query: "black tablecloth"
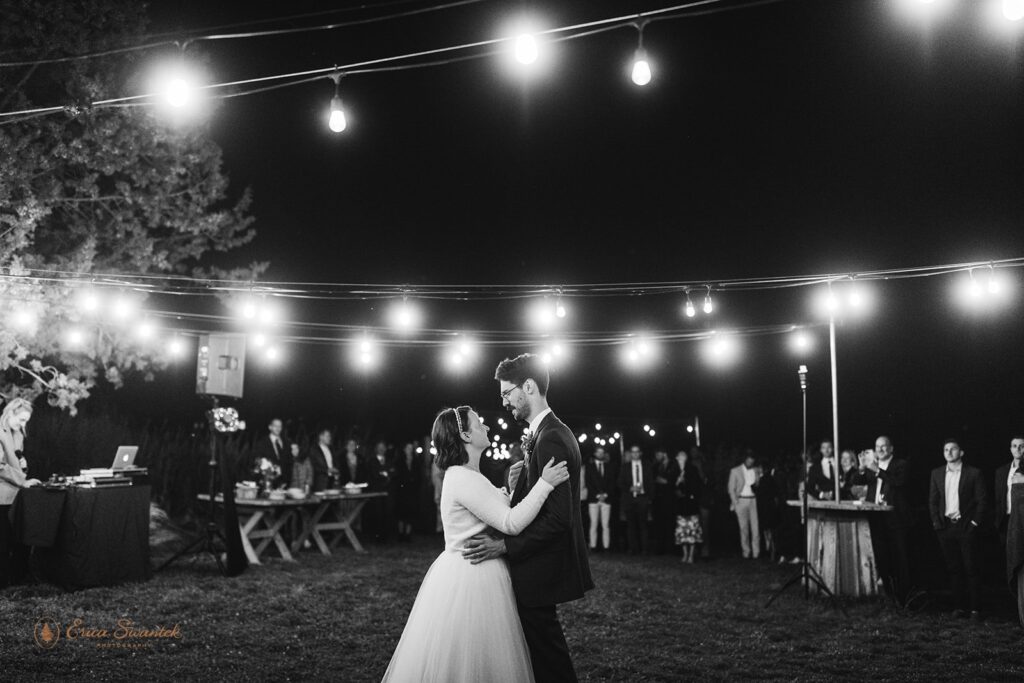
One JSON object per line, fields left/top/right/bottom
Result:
{"left": 10, "top": 486, "right": 152, "bottom": 590}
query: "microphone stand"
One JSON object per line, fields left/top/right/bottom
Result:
{"left": 765, "top": 365, "right": 845, "bottom": 614}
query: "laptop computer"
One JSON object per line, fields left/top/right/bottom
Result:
{"left": 111, "top": 446, "right": 139, "bottom": 470}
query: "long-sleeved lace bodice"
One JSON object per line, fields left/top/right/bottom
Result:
{"left": 440, "top": 465, "right": 554, "bottom": 552}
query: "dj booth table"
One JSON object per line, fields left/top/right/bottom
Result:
{"left": 10, "top": 485, "right": 152, "bottom": 590}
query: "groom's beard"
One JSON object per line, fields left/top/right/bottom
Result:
{"left": 508, "top": 405, "right": 529, "bottom": 424}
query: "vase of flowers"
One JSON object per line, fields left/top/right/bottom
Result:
{"left": 255, "top": 457, "right": 282, "bottom": 496}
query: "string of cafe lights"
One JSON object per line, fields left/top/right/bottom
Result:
{"left": 1, "top": 258, "right": 1020, "bottom": 371}
{"left": 2, "top": 257, "right": 1021, "bottom": 299}
{"left": 0, "top": 0, "right": 806, "bottom": 124}
{"left": 2, "top": 0, "right": 1022, "bottom": 127}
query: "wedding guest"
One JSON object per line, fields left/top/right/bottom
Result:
{"left": 339, "top": 438, "right": 367, "bottom": 486}
{"left": 309, "top": 429, "right": 338, "bottom": 493}
{"left": 618, "top": 445, "right": 653, "bottom": 555}
{"left": 249, "top": 418, "right": 292, "bottom": 487}
{"left": 584, "top": 446, "right": 615, "bottom": 551}
{"left": 674, "top": 450, "right": 703, "bottom": 564}
{"left": 755, "top": 458, "right": 782, "bottom": 562}
{"left": 652, "top": 450, "right": 678, "bottom": 554}
{"left": 928, "top": 438, "right": 988, "bottom": 619}
{"left": 837, "top": 449, "right": 859, "bottom": 500}
{"left": 728, "top": 452, "right": 761, "bottom": 559}
{"left": 366, "top": 440, "right": 396, "bottom": 543}
{"left": 393, "top": 442, "right": 422, "bottom": 542}
{"left": 0, "top": 398, "right": 41, "bottom": 588}
{"left": 290, "top": 443, "right": 314, "bottom": 493}
{"left": 869, "top": 435, "right": 914, "bottom": 603}
{"left": 845, "top": 449, "right": 879, "bottom": 500}
{"left": 807, "top": 439, "right": 837, "bottom": 500}
{"left": 995, "top": 436, "right": 1024, "bottom": 546}
{"left": 691, "top": 448, "right": 714, "bottom": 558}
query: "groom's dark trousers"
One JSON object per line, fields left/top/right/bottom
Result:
{"left": 506, "top": 412, "right": 594, "bottom": 683}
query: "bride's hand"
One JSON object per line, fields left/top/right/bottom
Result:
{"left": 541, "top": 459, "right": 569, "bottom": 486}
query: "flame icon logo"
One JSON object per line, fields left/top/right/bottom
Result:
{"left": 33, "top": 617, "right": 61, "bottom": 649}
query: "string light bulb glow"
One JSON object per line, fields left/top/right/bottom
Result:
{"left": 514, "top": 34, "right": 539, "bottom": 64}
{"left": 631, "top": 48, "right": 652, "bottom": 86}
{"left": 1005, "top": 0, "right": 1024, "bottom": 20}
{"left": 703, "top": 287, "right": 714, "bottom": 314}
{"left": 389, "top": 298, "right": 422, "bottom": 333}
{"left": 168, "top": 337, "right": 186, "bottom": 357}
{"left": 66, "top": 328, "right": 85, "bottom": 348}
{"left": 78, "top": 289, "right": 101, "bottom": 315}
{"left": 684, "top": 291, "right": 696, "bottom": 318}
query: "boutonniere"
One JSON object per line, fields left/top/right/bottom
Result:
{"left": 520, "top": 431, "right": 537, "bottom": 458}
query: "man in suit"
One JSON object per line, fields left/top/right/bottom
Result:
{"left": 869, "top": 435, "right": 914, "bottom": 603}
{"left": 584, "top": 446, "right": 616, "bottom": 551}
{"left": 995, "top": 436, "right": 1024, "bottom": 546}
{"left": 308, "top": 428, "right": 338, "bottom": 493}
{"left": 463, "top": 353, "right": 594, "bottom": 683}
{"left": 249, "top": 418, "right": 291, "bottom": 487}
{"left": 365, "top": 440, "right": 395, "bottom": 543}
{"left": 728, "top": 452, "right": 761, "bottom": 559}
{"left": 618, "top": 445, "right": 654, "bottom": 555}
{"left": 807, "top": 439, "right": 837, "bottom": 500}
{"left": 928, "top": 438, "right": 988, "bottom": 618}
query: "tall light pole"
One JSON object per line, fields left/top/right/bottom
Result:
{"left": 828, "top": 312, "right": 841, "bottom": 503}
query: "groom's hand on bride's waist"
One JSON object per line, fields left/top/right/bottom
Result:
{"left": 462, "top": 534, "right": 506, "bottom": 564}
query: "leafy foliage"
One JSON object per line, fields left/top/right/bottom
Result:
{"left": 0, "top": 0, "right": 261, "bottom": 411}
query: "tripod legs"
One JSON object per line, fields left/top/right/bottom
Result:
{"left": 765, "top": 558, "right": 846, "bottom": 615}
{"left": 155, "top": 522, "right": 227, "bottom": 575}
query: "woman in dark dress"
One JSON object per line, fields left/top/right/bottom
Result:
{"left": 393, "top": 442, "right": 422, "bottom": 541}
{"left": 755, "top": 458, "right": 782, "bottom": 562}
{"left": 673, "top": 450, "right": 704, "bottom": 564}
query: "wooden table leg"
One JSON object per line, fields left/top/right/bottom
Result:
{"left": 251, "top": 509, "right": 296, "bottom": 561}
{"left": 238, "top": 510, "right": 263, "bottom": 565}
{"left": 292, "top": 503, "right": 331, "bottom": 556}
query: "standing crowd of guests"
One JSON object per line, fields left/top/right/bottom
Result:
{"left": 240, "top": 417, "right": 437, "bottom": 543}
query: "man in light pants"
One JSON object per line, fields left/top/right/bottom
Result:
{"left": 584, "top": 446, "right": 615, "bottom": 551}
{"left": 728, "top": 453, "right": 761, "bottom": 559}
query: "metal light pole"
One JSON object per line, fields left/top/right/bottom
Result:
{"left": 829, "top": 313, "right": 841, "bottom": 503}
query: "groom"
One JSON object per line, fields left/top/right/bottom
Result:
{"left": 462, "top": 353, "right": 594, "bottom": 682}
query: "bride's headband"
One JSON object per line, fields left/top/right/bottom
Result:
{"left": 451, "top": 405, "right": 470, "bottom": 434}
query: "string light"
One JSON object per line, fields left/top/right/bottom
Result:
{"left": 389, "top": 296, "right": 422, "bottom": 333}
{"left": 167, "top": 336, "right": 186, "bottom": 357}
{"left": 136, "top": 319, "right": 156, "bottom": 341}
{"left": 703, "top": 286, "right": 713, "bottom": 314}
{"left": 555, "top": 297, "right": 567, "bottom": 319}
{"left": 1005, "top": 0, "right": 1024, "bottom": 21}
{"left": 514, "top": 34, "right": 539, "bottom": 64}
{"left": 65, "top": 328, "right": 85, "bottom": 348}
{"left": 684, "top": 290, "right": 696, "bottom": 318}
{"left": 327, "top": 72, "right": 347, "bottom": 133}
{"left": 630, "top": 21, "right": 652, "bottom": 86}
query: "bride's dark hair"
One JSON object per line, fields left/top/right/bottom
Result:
{"left": 431, "top": 406, "right": 471, "bottom": 470}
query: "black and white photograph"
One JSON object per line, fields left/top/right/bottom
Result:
{"left": 1, "top": 0, "right": 1024, "bottom": 680}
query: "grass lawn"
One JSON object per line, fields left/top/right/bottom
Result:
{"left": 2, "top": 537, "right": 1023, "bottom": 681}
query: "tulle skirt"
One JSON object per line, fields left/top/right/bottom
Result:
{"left": 382, "top": 551, "right": 534, "bottom": 682}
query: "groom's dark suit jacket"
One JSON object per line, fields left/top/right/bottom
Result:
{"left": 507, "top": 411, "right": 595, "bottom": 608}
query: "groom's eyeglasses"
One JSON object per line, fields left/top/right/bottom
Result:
{"left": 499, "top": 384, "right": 523, "bottom": 402}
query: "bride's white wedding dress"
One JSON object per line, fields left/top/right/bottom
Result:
{"left": 382, "top": 465, "right": 554, "bottom": 682}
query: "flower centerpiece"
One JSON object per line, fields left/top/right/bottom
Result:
{"left": 255, "top": 457, "right": 281, "bottom": 495}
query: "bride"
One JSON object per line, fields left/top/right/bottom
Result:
{"left": 382, "top": 405, "right": 568, "bottom": 682}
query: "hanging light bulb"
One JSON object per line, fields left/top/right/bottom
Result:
{"left": 703, "top": 286, "right": 714, "bottom": 314}
{"left": 327, "top": 73, "right": 347, "bottom": 133}
{"left": 631, "top": 48, "right": 652, "bottom": 86}
{"left": 514, "top": 34, "right": 539, "bottom": 64}
{"left": 684, "top": 291, "right": 696, "bottom": 318}
{"left": 1004, "top": 0, "right": 1024, "bottom": 20}
{"left": 555, "top": 298, "right": 567, "bottom": 319}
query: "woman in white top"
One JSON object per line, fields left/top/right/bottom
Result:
{"left": 0, "top": 398, "right": 41, "bottom": 588}
{"left": 382, "top": 406, "right": 568, "bottom": 682}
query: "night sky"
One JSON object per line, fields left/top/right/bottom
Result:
{"left": 130, "top": 0, "right": 1024, "bottom": 474}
